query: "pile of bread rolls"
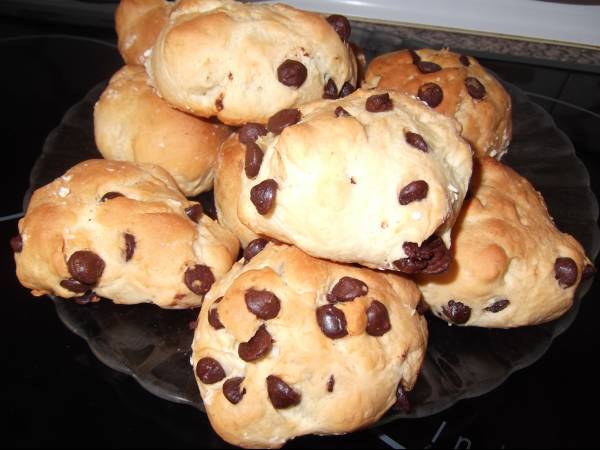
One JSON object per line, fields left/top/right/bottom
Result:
{"left": 10, "top": 0, "right": 595, "bottom": 448}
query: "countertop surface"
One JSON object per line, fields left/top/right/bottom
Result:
{"left": 2, "top": 8, "right": 600, "bottom": 449}
{"left": 0, "top": 0, "right": 599, "bottom": 67}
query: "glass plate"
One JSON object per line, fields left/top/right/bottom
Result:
{"left": 27, "top": 46, "right": 600, "bottom": 420}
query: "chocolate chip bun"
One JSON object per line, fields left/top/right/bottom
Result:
{"left": 94, "top": 65, "right": 233, "bottom": 196}
{"left": 214, "top": 133, "right": 261, "bottom": 248}
{"left": 417, "top": 157, "right": 594, "bottom": 327}
{"left": 365, "top": 49, "right": 512, "bottom": 159}
{"left": 236, "top": 88, "right": 473, "bottom": 273}
{"left": 12, "top": 160, "right": 239, "bottom": 308}
{"left": 191, "top": 243, "right": 428, "bottom": 448}
{"left": 146, "top": 0, "right": 357, "bottom": 126}
{"left": 115, "top": 0, "right": 171, "bottom": 66}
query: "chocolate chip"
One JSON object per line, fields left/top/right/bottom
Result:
{"left": 185, "top": 204, "right": 204, "bottom": 223}
{"left": 388, "top": 185, "right": 415, "bottom": 210}
{"left": 223, "top": 377, "right": 246, "bottom": 404}
{"left": 100, "top": 192, "right": 124, "bottom": 202}
{"left": 399, "top": 180, "right": 429, "bottom": 205}
{"left": 250, "top": 179, "right": 278, "bottom": 215}
{"left": 244, "top": 142, "right": 264, "bottom": 179}
{"left": 277, "top": 60, "right": 307, "bottom": 88}
{"left": 184, "top": 264, "right": 215, "bottom": 296}
{"left": 484, "top": 299, "right": 510, "bottom": 313}
{"left": 124, "top": 233, "right": 135, "bottom": 262}
{"left": 195, "top": 357, "right": 226, "bottom": 384}
{"left": 366, "top": 300, "right": 392, "bottom": 336}
{"left": 349, "top": 42, "right": 366, "bottom": 86}
{"left": 393, "top": 235, "right": 452, "bottom": 274}
{"left": 338, "top": 82, "right": 355, "bottom": 98}
{"left": 334, "top": 106, "right": 351, "bottom": 117}
{"left": 416, "top": 61, "right": 442, "bottom": 74}
{"left": 244, "top": 238, "right": 269, "bottom": 263}
{"left": 323, "top": 78, "right": 338, "bottom": 99}
{"left": 239, "top": 123, "right": 267, "bottom": 145}
{"left": 327, "top": 375, "right": 335, "bottom": 392}
{"left": 10, "top": 234, "right": 22, "bottom": 253}
{"left": 327, "top": 277, "right": 368, "bottom": 303}
{"left": 245, "top": 289, "right": 281, "bottom": 320}
{"left": 405, "top": 132, "right": 428, "bottom": 152}
{"left": 266, "top": 375, "right": 301, "bottom": 409}
{"left": 316, "top": 304, "right": 348, "bottom": 339}
{"left": 555, "top": 257, "right": 578, "bottom": 288}
{"left": 394, "top": 256, "right": 426, "bottom": 273}
{"left": 465, "top": 77, "right": 486, "bottom": 100}
{"left": 60, "top": 278, "right": 90, "bottom": 293}
{"left": 238, "top": 324, "right": 273, "bottom": 362}
{"left": 582, "top": 263, "right": 596, "bottom": 281}
{"left": 417, "top": 82, "right": 443, "bottom": 108}
{"left": 208, "top": 308, "right": 225, "bottom": 330}
{"left": 267, "top": 109, "right": 301, "bottom": 134}
{"left": 416, "top": 298, "right": 429, "bottom": 315}
{"left": 215, "top": 94, "right": 224, "bottom": 111}
{"left": 395, "top": 384, "right": 411, "bottom": 413}
{"left": 207, "top": 310, "right": 223, "bottom": 330}
{"left": 366, "top": 93, "right": 393, "bottom": 112}
{"left": 326, "top": 14, "right": 351, "bottom": 41}
{"left": 443, "top": 300, "right": 471, "bottom": 324}
{"left": 408, "top": 49, "right": 421, "bottom": 64}
{"left": 67, "top": 251, "right": 105, "bottom": 285}
{"left": 208, "top": 297, "right": 224, "bottom": 330}
{"left": 459, "top": 54, "right": 471, "bottom": 66}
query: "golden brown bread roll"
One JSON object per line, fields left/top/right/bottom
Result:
{"left": 366, "top": 48, "right": 512, "bottom": 159}
{"left": 12, "top": 160, "right": 239, "bottom": 308}
{"left": 94, "top": 65, "right": 233, "bottom": 196}
{"left": 235, "top": 89, "right": 473, "bottom": 273}
{"left": 417, "top": 157, "right": 593, "bottom": 327}
{"left": 146, "top": 0, "right": 357, "bottom": 125}
{"left": 115, "top": 0, "right": 172, "bottom": 66}
{"left": 192, "top": 243, "right": 428, "bottom": 448}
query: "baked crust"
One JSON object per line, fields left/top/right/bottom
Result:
{"left": 146, "top": 0, "right": 357, "bottom": 125}
{"left": 115, "top": 0, "right": 172, "bottom": 66}
{"left": 14, "top": 159, "right": 239, "bottom": 308}
{"left": 192, "top": 243, "right": 428, "bottom": 448}
{"left": 236, "top": 88, "right": 473, "bottom": 271}
{"left": 214, "top": 134, "right": 261, "bottom": 247}
{"left": 418, "top": 157, "right": 592, "bottom": 327}
{"left": 94, "top": 65, "right": 232, "bottom": 196}
{"left": 366, "top": 49, "right": 512, "bottom": 159}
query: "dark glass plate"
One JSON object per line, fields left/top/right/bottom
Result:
{"left": 28, "top": 61, "right": 600, "bottom": 421}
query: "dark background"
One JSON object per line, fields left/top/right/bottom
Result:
{"left": 1, "top": 4, "right": 600, "bottom": 449}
